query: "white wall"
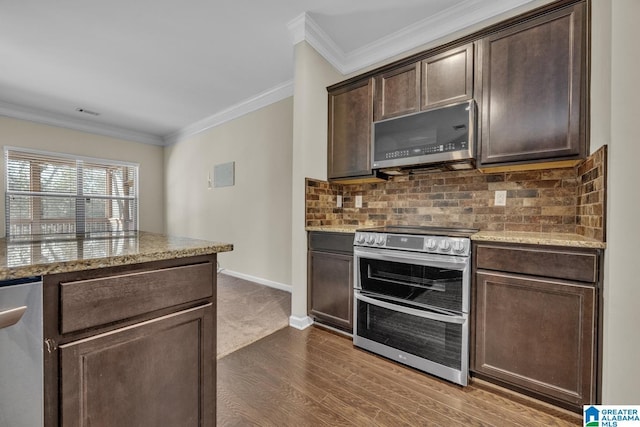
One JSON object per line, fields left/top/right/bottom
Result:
{"left": 600, "top": 0, "right": 640, "bottom": 404}
{"left": 289, "top": 41, "right": 342, "bottom": 323}
{"left": 0, "top": 117, "right": 165, "bottom": 235}
{"left": 164, "top": 97, "right": 293, "bottom": 287}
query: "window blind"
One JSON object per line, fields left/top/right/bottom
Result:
{"left": 5, "top": 147, "right": 139, "bottom": 239}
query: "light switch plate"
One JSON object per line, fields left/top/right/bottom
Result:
{"left": 355, "top": 195, "right": 363, "bottom": 208}
{"left": 336, "top": 195, "right": 342, "bottom": 208}
{"left": 494, "top": 190, "right": 507, "bottom": 206}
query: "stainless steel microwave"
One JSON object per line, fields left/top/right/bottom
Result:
{"left": 372, "top": 100, "right": 475, "bottom": 171}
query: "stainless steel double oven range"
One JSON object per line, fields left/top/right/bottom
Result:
{"left": 353, "top": 226, "right": 476, "bottom": 386}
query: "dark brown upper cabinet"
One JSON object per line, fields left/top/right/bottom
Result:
{"left": 478, "top": 3, "right": 587, "bottom": 170}
{"left": 328, "top": 78, "right": 377, "bottom": 181}
{"left": 421, "top": 43, "right": 474, "bottom": 110}
{"left": 373, "top": 62, "right": 421, "bottom": 121}
{"left": 373, "top": 43, "right": 473, "bottom": 121}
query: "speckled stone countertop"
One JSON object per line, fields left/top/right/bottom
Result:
{"left": 471, "top": 231, "right": 606, "bottom": 249}
{"left": 0, "top": 231, "right": 233, "bottom": 280}
{"left": 306, "top": 226, "right": 605, "bottom": 249}
{"left": 306, "top": 225, "right": 359, "bottom": 234}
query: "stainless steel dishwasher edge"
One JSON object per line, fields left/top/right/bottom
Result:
{"left": 0, "top": 276, "right": 44, "bottom": 427}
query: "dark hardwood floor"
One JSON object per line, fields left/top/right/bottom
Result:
{"left": 217, "top": 326, "right": 582, "bottom": 426}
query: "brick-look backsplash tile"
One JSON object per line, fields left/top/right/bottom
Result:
{"left": 575, "top": 145, "right": 607, "bottom": 241}
{"left": 306, "top": 146, "right": 606, "bottom": 241}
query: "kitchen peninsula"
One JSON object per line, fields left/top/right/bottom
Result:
{"left": 0, "top": 231, "right": 232, "bottom": 427}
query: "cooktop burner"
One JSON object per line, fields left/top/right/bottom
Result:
{"left": 356, "top": 225, "right": 478, "bottom": 238}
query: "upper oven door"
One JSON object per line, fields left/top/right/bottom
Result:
{"left": 354, "top": 246, "right": 470, "bottom": 314}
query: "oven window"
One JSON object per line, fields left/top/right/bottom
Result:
{"left": 357, "top": 298, "right": 462, "bottom": 370}
{"left": 358, "top": 258, "right": 463, "bottom": 312}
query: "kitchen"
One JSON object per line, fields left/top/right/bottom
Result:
{"left": 1, "top": 0, "right": 638, "bottom": 425}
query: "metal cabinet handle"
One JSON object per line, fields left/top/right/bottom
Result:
{"left": 0, "top": 306, "right": 27, "bottom": 329}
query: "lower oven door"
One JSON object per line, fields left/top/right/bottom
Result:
{"left": 354, "top": 292, "right": 468, "bottom": 386}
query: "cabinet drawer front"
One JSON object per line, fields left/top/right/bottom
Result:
{"left": 308, "top": 232, "right": 354, "bottom": 254}
{"left": 476, "top": 244, "right": 597, "bottom": 283}
{"left": 60, "top": 262, "right": 213, "bottom": 333}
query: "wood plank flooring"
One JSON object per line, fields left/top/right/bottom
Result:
{"left": 217, "top": 326, "right": 582, "bottom": 426}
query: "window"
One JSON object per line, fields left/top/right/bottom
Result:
{"left": 4, "top": 147, "right": 139, "bottom": 239}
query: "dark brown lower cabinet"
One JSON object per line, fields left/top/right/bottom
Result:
{"left": 308, "top": 232, "right": 354, "bottom": 332}
{"left": 60, "top": 305, "right": 213, "bottom": 427}
{"left": 472, "top": 243, "right": 602, "bottom": 413}
{"left": 44, "top": 255, "right": 216, "bottom": 427}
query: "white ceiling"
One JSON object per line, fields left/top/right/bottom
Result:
{"left": 0, "top": 0, "right": 543, "bottom": 145}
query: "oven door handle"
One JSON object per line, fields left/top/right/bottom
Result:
{"left": 356, "top": 293, "right": 466, "bottom": 324}
{"left": 354, "top": 246, "right": 468, "bottom": 269}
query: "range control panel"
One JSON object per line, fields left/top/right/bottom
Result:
{"left": 353, "top": 231, "right": 470, "bottom": 256}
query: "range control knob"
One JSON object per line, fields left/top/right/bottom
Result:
{"left": 426, "top": 239, "right": 437, "bottom": 251}
{"left": 375, "top": 235, "right": 386, "bottom": 246}
{"left": 452, "top": 241, "right": 466, "bottom": 254}
{"left": 355, "top": 233, "right": 365, "bottom": 244}
{"left": 366, "top": 234, "right": 376, "bottom": 245}
{"left": 438, "top": 240, "right": 451, "bottom": 252}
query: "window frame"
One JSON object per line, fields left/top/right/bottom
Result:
{"left": 4, "top": 146, "right": 140, "bottom": 239}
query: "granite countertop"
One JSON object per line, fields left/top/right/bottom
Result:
{"left": 305, "top": 226, "right": 606, "bottom": 249}
{"left": 470, "top": 230, "right": 606, "bottom": 249}
{"left": 0, "top": 231, "right": 233, "bottom": 280}
{"left": 306, "top": 225, "right": 359, "bottom": 234}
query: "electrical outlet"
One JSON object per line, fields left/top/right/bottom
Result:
{"left": 336, "top": 195, "right": 342, "bottom": 208}
{"left": 355, "top": 195, "right": 363, "bottom": 208}
{"left": 494, "top": 190, "right": 507, "bottom": 206}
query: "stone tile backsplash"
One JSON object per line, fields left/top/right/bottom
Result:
{"left": 576, "top": 145, "right": 607, "bottom": 241}
{"left": 306, "top": 146, "right": 607, "bottom": 240}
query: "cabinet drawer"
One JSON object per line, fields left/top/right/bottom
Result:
{"left": 60, "top": 262, "right": 213, "bottom": 334}
{"left": 475, "top": 244, "right": 597, "bottom": 283}
{"left": 308, "top": 232, "right": 354, "bottom": 254}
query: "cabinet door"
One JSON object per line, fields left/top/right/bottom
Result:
{"left": 374, "top": 62, "right": 421, "bottom": 121}
{"left": 59, "top": 304, "right": 214, "bottom": 427}
{"left": 473, "top": 271, "right": 596, "bottom": 408}
{"left": 328, "top": 79, "right": 374, "bottom": 180}
{"left": 479, "top": 3, "right": 586, "bottom": 167}
{"left": 421, "top": 43, "right": 473, "bottom": 110}
{"left": 308, "top": 251, "right": 353, "bottom": 331}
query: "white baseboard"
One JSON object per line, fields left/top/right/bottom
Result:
{"left": 289, "top": 315, "right": 314, "bottom": 330}
{"left": 219, "top": 269, "right": 292, "bottom": 293}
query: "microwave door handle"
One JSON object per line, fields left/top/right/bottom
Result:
{"left": 356, "top": 293, "right": 465, "bottom": 324}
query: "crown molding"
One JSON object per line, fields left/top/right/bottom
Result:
{"left": 288, "top": 0, "right": 541, "bottom": 75}
{"left": 286, "top": 13, "right": 348, "bottom": 74}
{"left": 0, "top": 100, "right": 164, "bottom": 146}
{"left": 164, "top": 79, "right": 294, "bottom": 145}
